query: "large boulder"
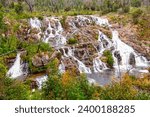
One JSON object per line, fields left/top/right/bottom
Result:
{"left": 32, "top": 52, "right": 50, "bottom": 67}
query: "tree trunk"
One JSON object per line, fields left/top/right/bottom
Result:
{"left": 24, "top": 0, "right": 34, "bottom": 12}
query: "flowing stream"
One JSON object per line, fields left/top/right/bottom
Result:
{"left": 36, "top": 75, "right": 48, "bottom": 90}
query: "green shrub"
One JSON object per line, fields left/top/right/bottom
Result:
{"left": 135, "top": 92, "right": 150, "bottom": 100}
{"left": 9, "top": 2, "right": 15, "bottom": 9}
{"left": 42, "top": 63, "right": 97, "bottom": 100}
{"left": 24, "top": 42, "right": 52, "bottom": 57}
{"left": 0, "top": 12, "right": 7, "bottom": 32}
{"left": 95, "top": 34, "right": 99, "bottom": 40}
{"left": 64, "top": 7, "right": 71, "bottom": 12}
{"left": 15, "top": 3, "right": 23, "bottom": 14}
{"left": 68, "top": 38, "right": 78, "bottom": 45}
{"left": 122, "top": 6, "right": 130, "bottom": 13}
{"left": 131, "top": 8, "right": 143, "bottom": 24}
{"left": 131, "top": 8, "right": 143, "bottom": 18}
{"left": 131, "top": 0, "right": 141, "bottom": 7}
{"left": 38, "top": 42, "right": 52, "bottom": 52}
{"left": 0, "top": 77, "right": 30, "bottom": 100}
{"left": 99, "top": 83, "right": 137, "bottom": 100}
{"left": 4, "top": 81, "right": 30, "bottom": 100}
{"left": 0, "top": 62, "right": 7, "bottom": 78}
{"left": 60, "top": 16, "right": 67, "bottom": 29}
{"left": 38, "top": 16, "right": 43, "bottom": 20}
{"left": 103, "top": 50, "right": 114, "bottom": 68}
{"left": 13, "top": 24, "right": 20, "bottom": 32}
{"left": 101, "top": 0, "right": 121, "bottom": 14}
{"left": 0, "top": 3, "right": 2, "bottom": 9}
{"left": 0, "top": 36, "right": 18, "bottom": 54}
{"left": 21, "top": 42, "right": 52, "bottom": 73}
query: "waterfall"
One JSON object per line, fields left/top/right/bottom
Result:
{"left": 98, "top": 31, "right": 112, "bottom": 53}
{"left": 7, "top": 53, "right": 24, "bottom": 78}
{"left": 29, "top": 15, "right": 149, "bottom": 75}
{"left": 112, "top": 30, "right": 148, "bottom": 71}
{"left": 30, "top": 17, "right": 66, "bottom": 47}
{"left": 30, "top": 18, "right": 41, "bottom": 29}
{"left": 92, "top": 31, "right": 110, "bottom": 73}
{"left": 72, "top": 56, "right": 92, "bottom": 74}
{"left": 68, "top": 15, "right": 110, "bottom": 29}
{"left": 43, "top": 22, "right": 54, "bottom": 43}
{"left": 58, "top": 61, "right": 66, "bottom": 73}
{"left": 93, "top": 57, "right": 107, "bottom": 73}
{"left": 61, "top": 47, "right": 92, "bottom": 74}
{"left": 36, "top": 75, "right": 48, "bottom": 89}
{"left": 42, "top": 17, "right": 66, "bottom": 46}
{"left": 68, "top": 47, "right": 92, "bottom": 74}
{"left": 91, "top": 16, "right": 111, "bottom": 27}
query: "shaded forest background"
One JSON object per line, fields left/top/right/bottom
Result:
{"left": 0, "top": 0, "right": 150, "bottom": 13}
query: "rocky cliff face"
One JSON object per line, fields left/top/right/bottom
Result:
{"left": 108, "top": 15, "right": 150, "bottom": 61}
{"left": 6, "top": 15, "right": 150, "bottom": 87}
{"left": 27, "top": 15, "right": 149, "bottom": 74}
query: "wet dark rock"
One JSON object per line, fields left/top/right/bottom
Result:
{"left": 114, "top": 51, "right": 122, "bottom": 64}
{"left": 129, "top": 53, "right": 136, "bottom": 66}
{"left": 102, "top": 40, "right": 109, "bottom": 48}
{"left": 110, "top": 46, "right": 115, "bottom": 51}
{"left": 30, "top": 81, "right": 38, "bottom": 90}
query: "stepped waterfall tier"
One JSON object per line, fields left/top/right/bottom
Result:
{"left": 7, "top": 53, "right": 23, "bottom": 78}
{"left": 7, "top": 15, "right": 150, "bottom": 88}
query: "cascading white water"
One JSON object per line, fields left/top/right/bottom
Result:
{"left": 30, "top": 18, "right": 42, "bottom": 40}
{"left": 93, "top": 57, "right": 108, "bottom": 73}
{"left": 58, "top": 60, "right": 66, "bottom": 73}
{"left": 90, "top": 16, "right": 149, "bottom": 73}
{"left": 5, "top": 15, "right": 149, "bottom": 91}
{"left": 72, "top": 56, "right": 92, "bottom": 73}
{"left": 30, "top": 17, "right": 66, "bottom": 47}
{"left": 42, "top": 17, "right": 66, "bottom": 46}
{"left": 30, "top": 18, "right": 42, "bottom": 29}
{"left": 112, "top": 30, "right": 148, "bottom": 71}
{"left": 61, "top": 47, "right": 92, "bottom": 74}
{"left": 36, "top": 75, "right": 48, "bottom": 89}
{"left": 92, "top": 31, "right": 112, "bottom": 73}
{"left": 91, "top": 16, "right": 111, "bottom": 27}
{"left": 98, "top": 31, "right": 112, "bottom": 53}
{"left": 69, "top": 15, "right": 111, "bottom": 29}
{"left": 29, "top": 15, "right": 149, "bottom": 75}
{"left": 7, "top": 53, "right": 24, "bottom": 78}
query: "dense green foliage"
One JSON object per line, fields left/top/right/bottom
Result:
{"left": 103, "top": 50, "right": 114, "bottom": 68}
{"left": 15, "top": 3, "right": 23, "bottom": 14}
{"left": 131, "top": 8, "right": 143, "bottom": 24}
{"left": 131, "top": 0, "right": 141, "bottom": 7}
{"left": 42, "top": 60, "right": 96, "bottom": 100}
{"left": 0, "top": 58, "right": 150, "bottom": 100}
{"left": 68, "top": 38, "right": 78, "bottom": 45}
{"left": 0, "top": 0, "right": 150, "bottom": 15}
{"left": 0, "top": 77, "right": 30, "bottom": 100}
{"left": 0, "top": 62, "right": 7, "bottom": 78}
{"left": 0, "top": 36, "right": 18, "bottom": 54}
{"left": 0, "top": 12, "right": 7, "bottom": 33}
